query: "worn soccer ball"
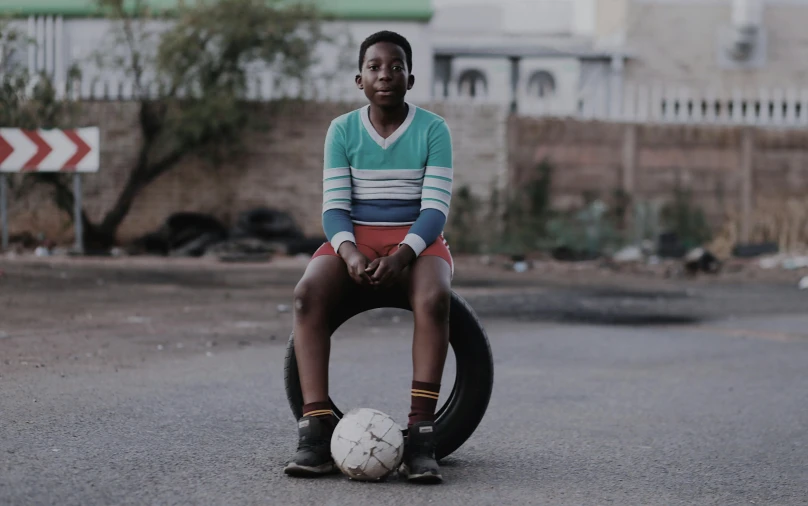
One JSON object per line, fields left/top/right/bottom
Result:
{"left": 330, "top": 408, "right": 405, "bottom": 481}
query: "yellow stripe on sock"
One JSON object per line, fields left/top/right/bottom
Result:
{"left": 412, "top": 389, "right": 440, "bottom": 398}
{"left": 411, "top": 392, "right": 440, "bottom": 400}
{"left": 304, "top": 409, "right": 333, "bottom": 416}
{"left": 304, "top": 409, "right": 334, "bottom": 417}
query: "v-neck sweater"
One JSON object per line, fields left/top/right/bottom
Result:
{"left": 322, "top": 103, "right": 454, "bottom": 257}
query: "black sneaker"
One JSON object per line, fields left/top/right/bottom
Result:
{"left": 283, "top": 416, "right": 338, "bottom": 477}
{"left": 400, "top": 421, "right": 443, "bottom": 484}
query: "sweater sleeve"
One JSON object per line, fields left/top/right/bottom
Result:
{"left": 321, "top": 121, "right": 355, "bottom": 253}
{"left": 400, "top": 120, "right": 453, "bottom": 257}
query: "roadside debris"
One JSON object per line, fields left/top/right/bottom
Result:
{"left": 783, "top": 256, "right": 808, "bottom": 270}
{"left": 732, "top": 242, "right": 779, "bottom": 258}
{"left": 612, "top": 246, "right": 643, "bottom": 263}
{"left": 130, "top": 212, "right": 228, "bottom": 257}
{"left": 606, "top": 240, "right": 722, "bottom": 277}
{"left": 683, "top": 248, "right": 721, "bottom": 275}
{"left": 513, "top": 261, "right": 529, "bottom": 273}
{"left": 127, "top": 207, "right": 324, "bottom": 260}
{"left": 758, "top": 254, "right": 808, "bottom": 270}
{"left": 799, "top": 277, "right": 808, "bottom": 290}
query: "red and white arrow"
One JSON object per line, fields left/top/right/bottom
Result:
{"left": 0, "top": 127, "right": 100, "bottom": 173}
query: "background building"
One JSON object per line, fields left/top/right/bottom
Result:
{"left": 3, "top": 0, "right": 808, "bottom": 125}
{"left": 0, "top": 0, "right": 436, "bottom": 103}
{"left": 433, "top": 0, "right": 808, "bottom": 125}
{"left": 429, "top": 0, "right": 621, "bottom": 116}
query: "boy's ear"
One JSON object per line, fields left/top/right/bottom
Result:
{"left": 407, "top": 74, "right": 415, "bottom": 90}
{"left": 355, "top": 74, "right": 363, "bottom": 90}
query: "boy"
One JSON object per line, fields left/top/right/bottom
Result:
{"left": 283, "top": 31, "right": 454, "bottom": 484}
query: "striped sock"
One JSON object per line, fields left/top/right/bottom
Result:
{"left": 409, "top": 381, "right": 441, "bottom": 427}
{"left": 302, "top": 401, "right": 337, "bottom": 430}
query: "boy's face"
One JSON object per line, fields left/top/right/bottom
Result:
{"left": 356, "top": 42, "right": 414, "bottom": 108}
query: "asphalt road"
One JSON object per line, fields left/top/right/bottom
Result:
{"left": 2, "top": 314, "right": 808, "bottom": 505}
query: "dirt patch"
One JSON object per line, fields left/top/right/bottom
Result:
{"left": 1, "top": 253, "right": 806, "bottom": 378}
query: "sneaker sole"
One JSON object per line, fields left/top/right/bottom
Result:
{"left": 283, "top": 461, "right": 338, "bottom": 477}
{"left": 400, "top": 464, "right": 443, "bottom": 484}
{"left": 407, "top": 472, "right": 443, "bottom": 484}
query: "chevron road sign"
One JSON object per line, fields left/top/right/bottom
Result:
{"left": 0, "top": 127, "right": 101, "bottom": 253}
{"left": 0, "top": 128, "right": 99, "bottom": 172}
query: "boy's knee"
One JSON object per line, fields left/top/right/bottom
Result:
{"left": 413, "top": 285, "right": 451, "bottom": 322}
{"left": 293, "top": 280, "right": 325, "bottom": 318}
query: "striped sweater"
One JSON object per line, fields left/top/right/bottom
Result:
{"left": 322, "top": 103, "right": 453, "bottom": 257}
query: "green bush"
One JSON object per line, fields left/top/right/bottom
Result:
{"left": 660, "top": 185, "right": 712, "bottom": 249}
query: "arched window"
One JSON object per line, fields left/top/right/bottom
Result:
{"left": 457, "top": 69, "right": 488, "bottom": 98}
{"left": 527, "top": 70, "right": 556, "bottom": 98}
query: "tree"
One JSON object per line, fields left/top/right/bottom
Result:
{"left": 2, "top": 0, "right": 325, "bottom": 249}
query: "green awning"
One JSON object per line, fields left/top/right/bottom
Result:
{"left": 0, "top": 0, "right": 433, "bottom": 21}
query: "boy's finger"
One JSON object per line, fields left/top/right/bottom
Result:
{"left": 371, "top": 265, "right": 387, "bottom": 281}
{"left": 350, "top": 267, "right": 365, "bottom": 284}
{"left": 365, "top": 258, "right": 381, "bottom": 272}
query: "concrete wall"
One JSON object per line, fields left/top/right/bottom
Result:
{"left": 8, "top": 100, "right": 808, "bottom": 249}
{"left": 508, "top": 115, "right": 808, "bottom": 243}
{"left": 4, "top": 100, "right": 508, "bottom": 244}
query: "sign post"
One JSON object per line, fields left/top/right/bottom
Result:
{"left": 0, "top": 127, "right": 100, "bottom": 253}
{"left": 73, "top": 173, "right": 83, "bottom": 254}
{"left": 0, "top": 174, "right": 7, "bottom": 250}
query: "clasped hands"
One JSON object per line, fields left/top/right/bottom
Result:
{"left": 338, "top": 242, "right": 415, "bottom": 288}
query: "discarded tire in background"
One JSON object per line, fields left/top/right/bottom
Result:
{"left": 130, "top": 212, "right": 228, "bottom": 257}
{"left": 234, "top": 208, "right": 303, "bottom": 240}
{"left": 129, "top": 207, "right": 323, "bottom": 258}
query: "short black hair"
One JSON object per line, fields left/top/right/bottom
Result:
{"left": 358, "top": 31, "right": 413, "bottom": 73}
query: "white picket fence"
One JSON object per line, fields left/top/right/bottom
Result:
{"left": 26, "top": 71, "right": 363, "bottom": 103}
{"left": 597, "top": 84, "right": 808, "bottom": 127}
{"left": 434, "top": 79, "right": 808, "bottom": 128}
{"left": 445, "top": 86, "right": 808, "bottom": 129}
{"left": 32, "top": 74, "right": 808, "bottom": 129}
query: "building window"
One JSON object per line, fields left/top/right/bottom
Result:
{"left": 457, "top": 69, "right": 488, "bottom": 98}
{"left": 527, "top": 70, "right": 556, "bottom": 98}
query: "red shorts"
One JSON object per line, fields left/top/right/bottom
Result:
{"left": 312, "top": 225, "right": 453, "bottom": 274}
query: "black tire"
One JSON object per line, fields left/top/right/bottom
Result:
{"left": 283, "top": 290, "right": 494, "bottom": 461}
{"left": 234, "top": 207, "right": 303, "bottom": 240}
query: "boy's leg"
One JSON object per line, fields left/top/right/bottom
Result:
{"left": 284, "top": 254, "right": 357, "bottom": 477}
{"left": 409, "top": 255, "right": 451, "bottom": 417}
{"left": 402, "top": 255, "right": 452, "bottom": 484}
{"left": 294, "top": 255, "right": 356, "bottom": 406}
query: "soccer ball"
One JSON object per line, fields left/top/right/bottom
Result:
{"left": 330, "top": 408, "right": 405, "bottom": 481}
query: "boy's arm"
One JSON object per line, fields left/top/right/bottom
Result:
{"left": 399, "top": 120, "right": 453, "bottom": 257}
{"left": 322, "top": 121, "right": 355, "bottom": 253}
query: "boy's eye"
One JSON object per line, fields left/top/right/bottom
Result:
{"left": 393, "top": 66, "right": 403, "bottom": 71}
